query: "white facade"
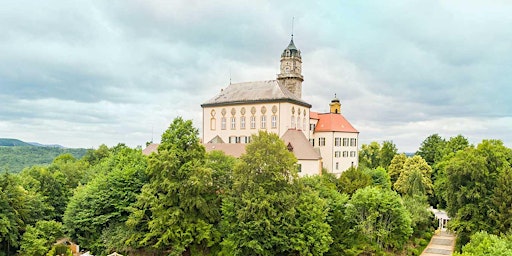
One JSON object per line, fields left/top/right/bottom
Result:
{"left": 200, "top": 38, "right": 359, "bottom": 176}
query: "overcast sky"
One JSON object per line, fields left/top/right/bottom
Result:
{"left": 1, "top": 0, "right": 511, "bottom": 152}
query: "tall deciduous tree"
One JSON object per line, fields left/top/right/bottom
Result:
{"left": 345, "top": 186, "right": 413, "bottom": 253}
{"left": 127, "top": 117, "right": 220, "bottom": 256}
{"left": 359, "top": 142, "right": 381, "bottom": 169}
{"left": 394, "top": 155, "right": 433, "bottom": 196}
{"left": 443, "top": 140, "right": 512, "bottom": 249}
{"left": 63, "top": 145, "right": 148, "bottom": 254}
{"left": 416, "top": 134, "right": 445, "bottom": 167}
{"left": 338, "top": 166, "right": 372, "bottom": 195}
{"left": 379, "top": 141, "right": 398, "bottom": 169}
{"left": 388, "top": 153, "right": 407, "bottom": 185}
{"left": 18, "top": 220, "right": 64, "bottom": 256}
{"left": 221, "top": 131, "right": 331, "bottom": 256}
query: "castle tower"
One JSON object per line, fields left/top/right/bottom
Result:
{"left": 330, "top": 95, "right": 341, "bottom": 114}
{"left": 277, "top": 36, "right": 304, "bottom": 98}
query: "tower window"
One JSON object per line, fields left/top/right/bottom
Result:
{"left": 240, "top": 116, "right": 246, "bottom": 129}
{"left": 343, "top": 138, "right": 349, "bottom": 146}
{"left": 261, "top": 115, "right": 267, "bottom": 129}
{"left": 343, "top": 151, "right": 349, "bottom": 157}
{"left": 221, "top": 117, "right": 226, "bottom": 130}
{"left": 271, "top": 115, "right": 277, "bottom": 128}
{"left": 335, "top": 151, "right": 341, "bottom": 158}
{"left": 231, "top": 117, "right": 236, "bottom": 129}
{"left": 319, "top": 138, "right": 325, "bottom": 146}
{"left": 250, "top": 116, "right": 256, "bottom": 129}
{"left": 309, "top": 139, "right": 315, "bottom": 147}
{"left": 210, "top": 118, "right": 216, "bottom": 130}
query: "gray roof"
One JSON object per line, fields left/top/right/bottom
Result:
{"left": 281, "top": 129, "right": 322, "bottom": 160}
{"left": 201, "top": 80, "right": 311, "bottom": 107}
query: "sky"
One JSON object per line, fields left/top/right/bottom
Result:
{"left": 1, "top": 0, "right": 511, "bottom": 152}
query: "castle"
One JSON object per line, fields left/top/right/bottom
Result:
{"left": 200, "top": 37, "right": 359, "bottom": 176}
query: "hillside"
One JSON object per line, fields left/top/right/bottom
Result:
{"left": 0, "top": 145, "right": 88, "bottom": 173}
{"left": 0, "top": 138, "right": 33, "bottom": 146}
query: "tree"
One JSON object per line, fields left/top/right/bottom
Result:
{"left": 456, "top": 232, "right": 512, "bottom": 256}
{"left": 394, "top": 155, "right": 433, "bottom": 196}
{"left": 338, "top": 166, "right": 372, "bottom": 195}
{"left": 490, "top": 165, "right": 512, "bottom": 234}
{"left": 19, "top": 220, "right": 64, "bottom": 256}
{"left": 63, "top": 146, "right": 148, "bottom": 254}
{"left": 301, "top": 174, "right": 350, "bottom": 255}
{"left": 221, "top": 131, "right": 331, "bottom": 255}
{"left": 416, "top": 134, "right": 445, "bottom": 167}
{"left": 387, "top": 153, "right": 407, "bottom": 185}
{"left": 365, "top": 166, "right": 392, "bottom": 190}
{"left": 443, "top": 140, "right": 512, "bottom": 249}
{"left": 205, "top": 150, "right": 237, "bottom": 196}
{"left": 344, "top": 186, "right": 413, "bottom": 253}
{"left": 379, "top": 141, "right": 398, "bottom": 169}
{"left": 127, "top": 117, "right": 220, "bottom": 255}
{"left": 0, "top": 173, "right": 47, "bottom": 255}
{"left": 359, "top": 142, "right": 381, "bottom": 169}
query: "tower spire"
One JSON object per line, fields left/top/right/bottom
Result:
{"left": 291, "top": 16, "right": 294, "bottom": 39}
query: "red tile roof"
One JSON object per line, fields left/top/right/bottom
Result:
{"left": 204, "top": 143, "right": 246, "bottom": 158}
{"left": 315, "top": 113, "right": 358, "bottom": 133}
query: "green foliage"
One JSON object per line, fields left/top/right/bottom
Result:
{"left": 0, "top": 172, "right": 47, "bottom": 254}
{"left": 380, "top": 141, "right": 398, "bottom": 169}
{"left": 359, "top": 141, "right": 398, "bottom": 169}
{"left": 0, "top": 138, "right": 33, "bottom": 146}
{"left": 301, "top": 175, "right": 350, "bottom": 255}
{"left": 128, "top": 117, "right": 220, "bottom": 255}
{"left": 64, "top": 145, "right": 148, "bottom": 254}
{"left": 205, "top": 150, "right": 237, "bottom": 195}
{"left": 0, "top": 146, "right": 87, "bottom": 173}
{"left": 388, "top": 153, "right": 407, "bottom": 185}
{"left": 442, "top": 140, "right": 512, "bottom": 249}
{"left": 221, "top": 131, "right": 331, "bottom": 256}
{"left": 19, "top": 220, "right": 64, "bottom": 256}
{"left": 338, "top": 166, "right": 372, "bottom": 195}
{"left": 402, "top": 195, "right": 434, "bottom": 236}
{"left": 455, "top": 232, "right": 512, "bottom": 256}
{"left": 359, "top": 142, "right": 381, "bottom": 169}
{"left": 46, "top": 244, "right": 73, "bottom": 256}
{"left": 344, "top": 186, "right": 413, "bottom": 253}
{"left": 416, "top": 134, "right": 446, "bottom": 167}
{"left": 490, "top": 165, "right": 512, "bottom": 234}
{"left": 394, "top": 155, "right": 433, "bottom": 196}
{"left": 365, "top": 166, "right": 392, "bottom": 190}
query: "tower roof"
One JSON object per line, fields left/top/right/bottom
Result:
{"left": 313, "top": 112, "right": 358, "bottom": 133}
{"left": 281, "top": 37, "right": 301, "bottom": 58}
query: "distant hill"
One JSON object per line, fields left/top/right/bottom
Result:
{"left": 0, "top": 138, "right": 33, "bottom": 147}
{"left": 0, "top": 138, "right": 88, "bottom": 173}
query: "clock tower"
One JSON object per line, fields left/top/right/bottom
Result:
{"left": 277, "top": 36, "right": 304, "bottom": 98}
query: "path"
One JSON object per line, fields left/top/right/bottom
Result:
{"left": 421, "top": 230, "right": 456, "bottom": 256}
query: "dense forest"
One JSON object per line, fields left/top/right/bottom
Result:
{"left": 0, "top": 142, "right": 87, "bottom": 173}
{"left": 1, "top": 118, "right": 511, "bottom": 256}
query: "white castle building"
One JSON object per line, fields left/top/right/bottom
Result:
{"left": 200, "top": 37, "right": 359, "bottom": 176}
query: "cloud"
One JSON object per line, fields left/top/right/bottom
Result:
{"left": 0, "top": 0, "right": 510, "bottom": 152}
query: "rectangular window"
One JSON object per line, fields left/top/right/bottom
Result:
{"left": 231, "top": 117, "right": 236, "bottom": 129}
{"left": 335, "top": 137, "right": 342, "bottom": 147}
{"left": 261, "top": 115, "right": 266, "bottom": 129}
{"left": 271, "top": 115, "right": 277, "bottom": 128}
{"left": 343, "top": 151, "right": 349, "bottom": 157}
{"left": 221, "top": 117, "right": 226, "bottom": 130}
{"left": 335, "top": 151, "right": 341, "bottom": 158}
{"left": 350, "top": 138, "right": 357, "bottom": 147}
{"left": 350, "top": 151, "right": 356, "bottom": 157}
{"left": 236, "top": 137, "right": 241, "bottom": 143}
{"left": 309, "top": 139, "right": 315, "bottom": 147}
{"left": 250, "top": 116, "right": 256, "bottom": 129}
{"left": 310, "top": 123, "right": 316, "bottom": 131}
{"left": 240, "top": 116, "right": 246, "bottom": 129}
{"left": 336, "top": 162, "right": 339, "bottom": 170}
{"left": 343, "top": 138, "right": 349, "bottom": 146}
{"left": 319, "top": 137, "right": 325, "bottom": 146}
